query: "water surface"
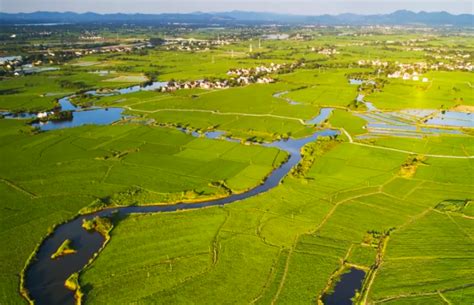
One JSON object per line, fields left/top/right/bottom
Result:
{"left": 24, "top": 129, "right": 339, "bottom": 305}
{"left": 322, "top": 268, "right": 366, "bottom": 305}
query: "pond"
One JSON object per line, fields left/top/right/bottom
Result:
{"left": 32, "top": 108, "right": 125, "bottom": 131}
{"left": 2, "top": 81, "right": 169, "bottom": 131}
{"left": 425, "top": 111, "right": 473, "bottom": 128}
{"left": 322, "top": 268, "right": 366, "bottom": 305}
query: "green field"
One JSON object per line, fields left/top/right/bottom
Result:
{"left": 0, "top": 25, "right": 473, "bottom": 305}
{"left": 366, "top": 71, "right": 474, "bottom": 110}
{"left": 0, "top": 120, "right": 287, "bottom": 304}
{"left": 79, "top": 142, "right": 474, "bottom": 304}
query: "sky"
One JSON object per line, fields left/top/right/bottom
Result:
{"left": 1, "top": 0, "right": 472, "bottom": 14}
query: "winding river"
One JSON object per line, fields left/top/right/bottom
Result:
{"left": 24, "top": 129, "right": 338, "bottom": 305}
{"left": 17, "top": 82, "right": 340, "bottom": 304}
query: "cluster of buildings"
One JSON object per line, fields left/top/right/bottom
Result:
{"left": 1, "top": 42, "right": 154, "bottom": 76}
{"left": 357, "top": 59, "right": 389, "bottom": 67}
{"left": 0, "top": 56, "right": 22, "bottom": 66}
{"left": 78, "top": 31, "right": 104, "bottom": 41}
{"left": 158, "top": 79, "right": 230, "bottom": 92}
{"left": 156, "top": 62, "right": 301, "bottom": 93}
{"left": 36, "top": 111, "right": 55, "bottom": 120}
{"left": 158, "top": 74, "right": 275, "bottom": 93}
{"left": 163, "top": 38, "right": 231, "bottom": 52}
{"left": 428, "top": 61, "right": 472, "bottom": 72}
{"left": 313, "top": 48, "right": 339, "bottom": 56}
{"left": 227, "top": 62, "right": 299, "bottom": 77}
{"left": 76, "top": 42, "right": 151, "bottom": 56}
{"left": 387, "top": 71, "right": 429, "bottom": 82}
{"left": 47, "top": 41, "right": 151, "bottom": 59}
{"left": 357, "top": 58, "right": 472, "bottom": 81}
{"left": 0, "top": 56, "right": 55, "bottom": 76}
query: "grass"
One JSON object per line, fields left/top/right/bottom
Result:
{"left": 65, "top": 273, "right": 84, "bottom": 303}
{"left": 369, "top": 210, "right": 474, "bottom": 302}
{"left": 366, "top": 71, "right": 474, "bottom": 110}
{"left": 78, "top": 140, "right": 473, "bottom": 304}
{"left": 0, "top": 70, "right": 145, "bottom": 112}
{"left": 278, "top": 69, "right": 361, "bottom": 107}
{"left": 82, "top": 217, "right": 113, "bottom": 236}
{"left": 0, "top": 31, "right": 473, "bottom": 305}
{"left": 372, "top": 135, "right": 474, "bottom": 157}
{"left": 328, "top": 109, "right": 367, "bottom": 137}
{"left": 74, "top": 82, "right": 320, "bottom": 141}
{"left": 51, "top": 239, "right": 76, "bottom": 259}
{"left": 0, "top": 120, "right": 285, "bottom": 304}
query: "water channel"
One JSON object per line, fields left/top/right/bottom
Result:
{"left": 16, "top": 82, "right": 343, "bottom": 304}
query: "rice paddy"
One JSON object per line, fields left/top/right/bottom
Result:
{"left": 0, "top": 26, "right": 473, "bottom": 305}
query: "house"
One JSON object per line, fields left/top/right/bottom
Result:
{"left": 37, "top": 112, "right": 48, "bottom": 119}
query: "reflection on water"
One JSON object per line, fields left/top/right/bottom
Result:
{"left": 306, "top": 108, "right": 333, "bottom": 125}
{"left": 32, "top": 108, "right": 125, "bottom": 131}
{"left": 24, "top": 128, "right": 339, "bottom": 305}
{"left": 322, "top": 268, "right": 366, "bottom": 305}
{"left": 425, "top": 111, "right": 473, "bottom": 128}
{"left": 2, "top": 81, "right": 169, "bottom": 131}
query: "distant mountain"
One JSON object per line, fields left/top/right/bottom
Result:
{"left": 0, "top": 10, "right": 472, "bottom": 26}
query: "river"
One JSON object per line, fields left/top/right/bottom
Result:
{"left": 20, "top": 84, "right": 339, "bottom": 304}
{"left": 24, "top": 128, "right": 338, "bottom": 304}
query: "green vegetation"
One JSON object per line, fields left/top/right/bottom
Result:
{"left": 0, "top": 71, "right": 146, "bottom": 112}
{"left": 65, "top": 273, "right": 84, "bottom": 304}
{"left": 79, "top": 143, "right": 473, "bottom": 304}
{"left": 328, "top": 109, "right": 368, "bottom": 137}
{"left": 0, "top": 25, "right": 473, "bottom": 305}
{"left": 291, "top": 137, "right": 339, "bottom": 179}
{"left": 373, "top": 135, "right": 474, "bottom": 156}
{"left": 398, "top": 154, "right": 426, "bottom": 178}
{"left": 279, "top": 69, "right": 361, "bottom": 107}
{"left": 51, "top": 239, "right": 76, "bottom": 259}
{"left": 367, "top": 71, "right": 474, "bottom": 110}
{"left": 82, "top": 217, "right": 113, "bottom": 237}
{"left": 0, "top": 121, "right": 284, "bottom": 304}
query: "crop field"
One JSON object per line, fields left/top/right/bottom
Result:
{"left": 372, "top": 136, "right": 474, "bottom": 156}
{"left": 0, "top": 25, "right": 473, "bottom": 305}
{"left": 0, "top": 71, "right": 148, "bottom": 112}
{"left": 366, "top": 71, "right": 474, "bottom": 110}
{"left": 278, "top": 69, "right": 363, "bottom": 107}
{"left": 79, "top": 142, "right": 474, "bottom": 305}
{"left": 0, "top": 120, "right": 286, "bottom": 304}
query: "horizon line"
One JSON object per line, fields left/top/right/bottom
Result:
{"left": 1, "top": 9, "right": 472, "bottom": 16}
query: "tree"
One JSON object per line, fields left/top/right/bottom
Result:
{"left": 150, "top": 37, "right": 166, "bottom": 46}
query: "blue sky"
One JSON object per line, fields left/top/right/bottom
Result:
{"left": 1, "top": 0, "right": 472, "bottom": 14}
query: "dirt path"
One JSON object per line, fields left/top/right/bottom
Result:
{"left": 126, "top": 107, "right": 308, "bottom": 125}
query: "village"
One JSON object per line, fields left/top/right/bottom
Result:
{"left": 157, "top": 62, "right": 302, "bottom": 92}
{"left": 357, "top": 57, "right": 472, "bottom": 82}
